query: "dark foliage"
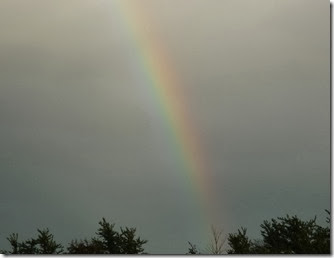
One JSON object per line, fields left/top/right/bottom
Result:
{"left": 187, "top": 242, "right": 200, "bottom": 254}
{"left": 1, "top": 212, "right": 329, "bottom": 254}
{"left": 2, "top": 218, "right": 147, "bottom": 255}
{"left": 227, "top": 211, "right": 330, "bottom": 254}
{"left": 2, "top": 229, "right": 63, "bottom": 254}
{"left": 227, "top": 227, "right": 252, "bottom": 254}
{"left": 67, "top": 218, "right": 147, "bottom": 254}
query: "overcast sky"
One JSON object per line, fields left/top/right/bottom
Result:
{"left": 0, "top": 0, "right": 330, "bottom": 254}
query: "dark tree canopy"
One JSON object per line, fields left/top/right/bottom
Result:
{"left": 67, "top": 218, "right": 147, "bottom": 254}
{"left": 2, "top": 229, "right": 63, "bottom": 254}
{"left": 2, "top": 218, "right": 147, "bottom": 255}
{"left": 1, "top": 212, "right": 329, "bottom": 254}
{"left": 227, "top": 212, "right": 330, "bottom": 254}
{"left": 227, "top": 227, "right": 252, "bottom": 254}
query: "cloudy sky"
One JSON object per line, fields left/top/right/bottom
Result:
{"left": 0, "top": 0, "right": 330, "bottom": 254}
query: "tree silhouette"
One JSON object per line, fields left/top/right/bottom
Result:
{"left": 2, "top": 229, "right": 63, "bottom": 254}
{"left": 67, "top": 218, "right": 147, "bottom": 254}
{"left": 1, "top": 212, "right": 329, "bottom": 254}
{"left": 227, "top": 227, "right": 252, "bottom": 254}
{"left": 186, "top": 241, "right": 200, "bottom": 254}
{"left": 227, "top": 211, "right": 330, "bottom": 254}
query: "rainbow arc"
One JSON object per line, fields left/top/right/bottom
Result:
{"left": 114, "top": 0, "right": 219, "bottom": 227}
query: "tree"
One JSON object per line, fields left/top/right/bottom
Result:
{"left": 260, "top": 214, "right": 330, "bottom": 254}
{"left": 67, "top": 238, "right": 104, "bottom": 254}
{"left": 186, "top": 226, "right": 227, "bottom": 254}
{"left": 227, "top": 212, "right": 330, "bottom": 254}
{"left": 67, "top": 218, "right": 147, "bottom": 254}
{"left": 206, "top": 225, "right": 226, "bottom": 254}
{"left": 187, "top": 242, "right": 200, "bottom": 254}
{"left": 227, "top": 227, "right": 252, "bottom": 254}
{"left": 2, "top": 229, "right": 63, "bottom": 254}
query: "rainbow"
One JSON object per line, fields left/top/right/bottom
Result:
{"left": 113, "top": 0, "right": 218, "bottom": 226}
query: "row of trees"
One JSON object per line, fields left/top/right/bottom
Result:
{"left": 1, "top": 211, "right": 330, "bottom": 254}
{"left": 188, "top": 210, "right": 330, "bottom": 254}
{"left": 1, "top": 218, "right": 147, "bottom": 254}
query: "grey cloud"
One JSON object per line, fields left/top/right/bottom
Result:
{"left": 0, "top": 0, "right": 329, "bottom": 253}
